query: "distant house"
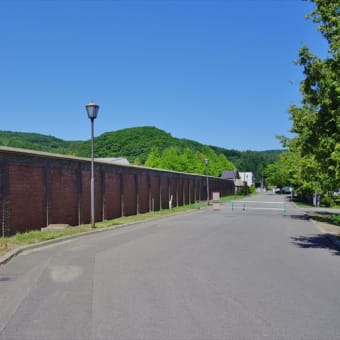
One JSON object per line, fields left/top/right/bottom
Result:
{"left": 222, "top": 170, "right": 255, "bottom": 194}
{"left": 238, "top": 172, "right": 255, "bottom": 187}
{"left": 221, "top": 170, "right": 239, "bottom": 181}
{"left": 221, "top": 170, "right": 242, "bottom": 194}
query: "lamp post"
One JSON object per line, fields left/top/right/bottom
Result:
{"left": 204, "top": 158, "right": 209, "bottom": 204}
{"left": 85, "top": 101, "right": 100, "bottom": 228}
{"left": 243, "top": 172, "right": 248, "bottom": 196}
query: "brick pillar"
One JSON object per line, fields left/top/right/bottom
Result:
{"left": 0, "top": 158, "right": 9, "bottom": 236}
{"left": 45, "top": 161, "right": 51, "bottom": 228}
{"left": 135, "top": 173, "right": 139, "bottom": 214}
{"left": 101, "top": 170, "right": 105, "bottom": 221}
{"left": 120, "top": 172, "right": 124, "bottom": 217}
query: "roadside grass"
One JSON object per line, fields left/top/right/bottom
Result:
{"left": 294, "top": 200, "right": 340, "bottom": 210}
{"left": 306, "top": 212, "right": 340, "bottom": 228}
{"left": 293, "top": 201, "right": 313, "bottom": 208}
{"left": 293, "top": 200, "right": 340, "bottom": 229}
{"left": 0, "top": 195, "right": 243, "bottom": 258}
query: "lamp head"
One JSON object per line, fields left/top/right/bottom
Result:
{"left": 86, "top": 101, "right": 100, "bottom": 120}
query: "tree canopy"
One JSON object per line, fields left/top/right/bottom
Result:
{"left": 145, "top": 146, "right": 235, "bottom": 176}
{"left": 266, "top": 0, "right": 340, "bottom": 197}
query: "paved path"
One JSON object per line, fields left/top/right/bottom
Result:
{"left": 1, "top": 192, "right": 340, "bottom": 339}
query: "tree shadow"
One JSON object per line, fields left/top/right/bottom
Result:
{"left": 0, "top": 277, "right": 11, "bottom": 282}
{"left": 290, "top": 214, "right": 311, "bottom": 221}
{"left": 291, "top": 234, "right": 340, "bottom": 256}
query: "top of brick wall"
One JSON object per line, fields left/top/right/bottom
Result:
{"left": 0, "top": 146, "right": 227, "bottom": 179}
{"left": 0, "top": 145, "right": 90, "bottom": 162}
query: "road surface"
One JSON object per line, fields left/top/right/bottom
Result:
{"left": 1, "top": 192, "right": 340, "bottom": 339}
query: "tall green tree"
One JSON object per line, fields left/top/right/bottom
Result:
{"left": 145, "top": 147, "right": 162, "bottom": 168}
{"left": 144, "top": 145, "right": 235, "bottom": 176}
{"left": 287, "top": 0, "right": 340, "bottom": 194}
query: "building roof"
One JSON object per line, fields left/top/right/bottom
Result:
{"left": 221, "top": 170, "right": 239, "bottom": 180}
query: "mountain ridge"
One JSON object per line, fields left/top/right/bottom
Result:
{"left": 0, "top": 126, "right": 283, "bottom": 178}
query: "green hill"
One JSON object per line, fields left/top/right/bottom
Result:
{"left": 0, "top": 131, "right": 82, "bottom": 155}
{"left": 0, "top": 127, "right": 283, "bottom": 178}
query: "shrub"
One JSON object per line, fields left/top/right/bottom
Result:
{"left": 322, "top": 195, "right": 334, "bottom": 207}
{"left": 332, "top": 214, "right": 340, "bottom": 226}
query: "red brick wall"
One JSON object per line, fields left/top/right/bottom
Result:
{"left": 94, "top": 170, "right": 103, "bottom": 222}
{"left": 0, "top": 165, "right": 3, "bottom": 235}
{"left": 168, "top": 177, "right": 178, "bottom": 207}
{"left": 103, "top": 172, "right": 121, "bottom": 220}
{"left": 122, "top": 173, "right": 137, "bottom": 217}
{"left": 182, "top": 179, "right": 189, "bottom": 205}
{"left": 50, "top": 167, "right": 78, "bottom": 226}
{"left": 8, "top": 164, "right": 46, "bottom": 233}
{"left": 149, "top": 175, "right": 160, "bottom": 211}
{"left": 137, "top": 174, "right": 149, "bottom": 214}
{"left": 177, "top": 178, "right": 183, "bottom": 206}
{"left": 160, "top": 176, "right": 169, "bottom": 209}
{"left": 80, "top": 169, "right": 91, "bottom": 225}
{"left": 0, "top": 148, "right": 234, "bottom": 236}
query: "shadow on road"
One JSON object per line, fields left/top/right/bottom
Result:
{"left": 0, "top": 277, "right": 11, "bottom": 282}
{"left": 291, "top": 234, "right": 340, "bottom": 256}
{"left": 289, "top": 214, "right": 311, "bottom": 221}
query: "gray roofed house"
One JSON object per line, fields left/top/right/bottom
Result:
{"left": 221, "top": 170, "right": 239, "bottom": 181}
{"left": 221, "top": 170, "right": 240, "bottom": 194}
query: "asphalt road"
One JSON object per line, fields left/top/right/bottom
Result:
{"left": 0, "top": 192, "right": 340, "bottom": 340}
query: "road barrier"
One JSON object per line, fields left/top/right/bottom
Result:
{"left": 231, "top": 200, "right": 286, "bottom": 214}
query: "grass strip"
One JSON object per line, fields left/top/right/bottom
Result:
{"left": 0, "top": 195, "right": 243, "bottom": 257}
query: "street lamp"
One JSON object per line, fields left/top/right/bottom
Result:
{"left": 85, "top": 101, "right": 100, "bottom": 228}
{"left": 204, "top": 158, "right": 209, "bottom": 204}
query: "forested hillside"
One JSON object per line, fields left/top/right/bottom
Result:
{"left": 0, "top": 127, "right": 283, "bottom": 179}
{"left": 0, "top": 131, "right": 82, "bottom": 155}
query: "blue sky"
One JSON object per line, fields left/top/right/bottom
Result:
{"left": 0, "top": 0, "right": 328, "bottom": 151}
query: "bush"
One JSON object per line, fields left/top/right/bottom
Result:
{"left": 249, "top": 185, "right": 256, "bottom": 194}
{"left": 332, "top": 214, "right": 340, "bottom": 226}
{"left": 237, "top": 186, "right": 251, "bottom": 195}
{"left": 322, "top": 195, "right": 334, "bottom": 207}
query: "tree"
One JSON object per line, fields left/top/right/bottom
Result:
{"left": 286, "top": 0, "right": 340, "bottom": 194}
{"left": 161, "top": 147, "right": 181, "bottom": 171}
{"left": 145, "top": 147, "right": 162, "bottom": 168}
{"left": 144, "top": 145, "right": 235, "bottom": 176}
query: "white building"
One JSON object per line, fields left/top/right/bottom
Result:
{"left": 238, "top": 172, "right": 255, "bottom": 187}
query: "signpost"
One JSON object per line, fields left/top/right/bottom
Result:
{"left": 212, "top": 192, "right": 220, "bottom": 211}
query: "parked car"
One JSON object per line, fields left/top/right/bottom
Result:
{"left": 274, "top": 187, "right": 292, "bottom": 194}
{"left": 281, "top": 186, "right": 292, "bottom": 194}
